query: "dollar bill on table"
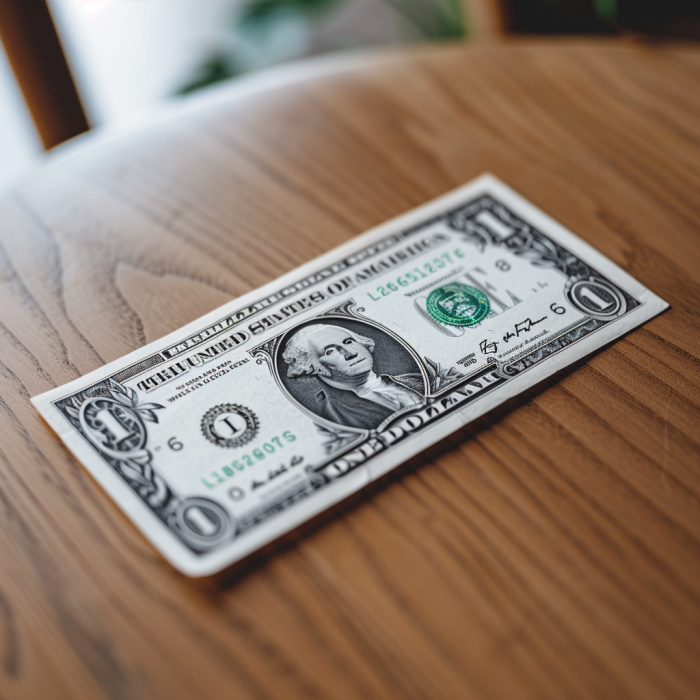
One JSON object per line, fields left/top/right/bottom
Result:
{"left": 32, "top": 175, "right": 668, "bottom": 576}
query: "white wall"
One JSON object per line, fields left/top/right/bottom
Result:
{"left": 46, "top": 0, "right": 403, "bottom": 127}
{"left": 47, "top": 0, "right": 235, "bottom": 125}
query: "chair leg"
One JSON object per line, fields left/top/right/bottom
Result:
{"left": 462, "top": 0, "right": 508, "bottom": 40}
{"left": 0, "top": 0, "right": 89, "bottom": 149}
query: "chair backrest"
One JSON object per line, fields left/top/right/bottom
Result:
{"left": 0, "top": 0, "right": 89, "bottom": 149}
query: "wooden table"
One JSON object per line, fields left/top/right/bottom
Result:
{"left": 0, "top": 37, "right": 699, "bottom": 700}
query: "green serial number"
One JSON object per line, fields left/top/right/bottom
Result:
{"left": 202, "top": 430, "right": 296, "bottom": 489}
{"left": 366, "top": 248, "right": 465, "bottom": 302}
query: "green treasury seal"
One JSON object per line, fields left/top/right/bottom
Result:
{"left": 426, "top": 283, "right": 490, "bottom": 327}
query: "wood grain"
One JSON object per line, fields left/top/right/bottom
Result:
{"left": 0, "top": 37, "right": 698, "bottom": 700}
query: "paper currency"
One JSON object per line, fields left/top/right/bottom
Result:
{"left": 32, "top": 175, "right": 668, "bottom": 576}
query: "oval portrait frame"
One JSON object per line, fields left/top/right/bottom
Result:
{"left": 272, "top": 314, "right": 429, "bottom": 434}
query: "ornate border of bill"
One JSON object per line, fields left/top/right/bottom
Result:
{"left": 32, "top": 175, "right": 668, "bottom": 576}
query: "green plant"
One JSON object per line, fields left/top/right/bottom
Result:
{"left": 178, "top": 0, "right": 466, "bottom": 95}
{"left": 592, "top": 0, "right": 618, "bottom": 23}
{"left": 239, "top": 0, "right": 344, "bottom": 33}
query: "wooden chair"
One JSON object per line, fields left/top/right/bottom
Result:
{"left": 1, "top": 0, "right": 695, "bottom": 151}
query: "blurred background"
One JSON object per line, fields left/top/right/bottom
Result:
{"left": 0, "top": 0, "right": 698, "bottom": 193}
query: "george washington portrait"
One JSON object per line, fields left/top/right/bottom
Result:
{"left": 277, "top": 319, "right": 426, "bottom": 430}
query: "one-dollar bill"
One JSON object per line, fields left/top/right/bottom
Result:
{"left": 32, "top": 175, "right": 668, "bottom": 576}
